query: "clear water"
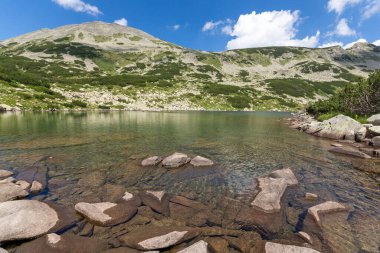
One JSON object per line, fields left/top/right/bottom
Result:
{"left": 0, "top": 111, "right": 379, "bottom": 219}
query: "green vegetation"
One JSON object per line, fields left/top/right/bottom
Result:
{"left": 307, "top": 70, "right": 380, "bottom": 117}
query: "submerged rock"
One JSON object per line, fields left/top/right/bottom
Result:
{"left": 0, "top": 170, "right": 13, "bottom": 179}
{"left": 305, "top": 193, "right": 318, "bottom": 201}
{"left": 141, "top": 156, "right": 162, "bottom": 167}
{"left": 15, "top": 180, "right": 30, "bottom": 190}
{"left": 190, "top": 156, "right": 214, "bottom": 167}
{"left": 265, "top": 242, "right": 320, "bottom": 253}
{"left": 140, "top": 190, "right": 170, "bottom": 216}
{"left": 314, "top": 115, "right": 362, "bottom": 140}
{"left": 119, "top": 226, "right": 199, "bottom": 251}
{"left": 178, "top": 240, "right": 208, "bottom": 253}
{"left": 307, "top": 201, "right": 348, "bottom": 227}
{"left": 367, "top": 114, "right": 380, "bottom": 126}
{"left": 0, "top": 182, "right": 29, "bottom": 202}
{"left": 0, "top": 200, "right": 59, "bottom": 242}
{"left": 297, "top": 231, "right": 313, "bottom": 244}
{"left": 30, "top": 180, "right": 43, "bottom": 194}
{"left": 251, "top": 177, "right": 288, "bottom": 213}
{"left": 162, "top": 152, "right": 190, "bottom": 168}
{"left": 329, "top": 147, "right": 372, "bottom": 159}
{"left": 269, "top": 168, "right": 298, "bottom": 186}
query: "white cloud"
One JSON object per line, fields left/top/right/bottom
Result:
{"left": 52, "top": 0, "right": 102, "bottom": 16}
{"left": 319, "top": 41, "right": 344, "bottom": 48}
{"left": 114, "top": 18, "right": 128, "bottom": 27}
{"left": 202, "top": 19, "right": 233, "bottom": 34}
{"left": 221, "top": 25, "right": 233, "bottom": 35}
{"left": 202, "top": 20, "right": 224, "bottom": 32}
{"left": 363, "top": 0, "right": 380, "bottom": 19}
{"left": 372, "top": 39, "right": 380, "bottom": 46}
{"left": 343, "top": 38, "right": 367, "bottom": 49}
{"left": 327, "top": 0, "right": 363, "bottom": 14}
{"left": 172, "top": 24, "right": 181, "bottom": 31}
{"left": 226, "top": 10, "right": 320, "bottom": 50}
{"left": 335, "top": 18, "right": 356, "bottom": 36}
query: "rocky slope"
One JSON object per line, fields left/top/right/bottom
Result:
{"left": 1, "top": 21, "right": 380, "bottom": 111}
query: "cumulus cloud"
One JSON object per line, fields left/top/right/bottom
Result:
{"left": 114, "top": 18, "right": 128, "bottom": 27}
{"left": 226, "top": 10, "right": 320, "bottom": 50}
{"left": 319, "top": 41, "right": 344, "bottom": 48}
{"left": 335, "top": 18, "right": 356, "bottom": 36}
{"left": 327, "top": 0, "right": 363, "bottom": 14}
{"left": 372, "top": 39, "right": 380, "bottom": 46}
{"left": 52, "top": 0, "right": 102, "bottom": 16}
{"left": 343, "top": 38, "right": 367, "bottom": 48}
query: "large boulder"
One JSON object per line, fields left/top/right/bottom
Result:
{"left": 314, "top": 115, "right": 362, "bottom": 140}
{"left": 190, "top": 156, "right": 214, "bottom": 167}
{"left": 178, "top": 240, "right": 208, "bottom": 253}
{"left": 329, "top": 147, "right": 371, "bottom": 159}
{"left": 0, "top": 182, "right": 29, "bottom": 202}
{"left": 13, "top": 233, "right": 108, "bottom": 253}
{"left": 0, "top": 170, "right": 13, "bottom": 179}
{"left": 0, "top": 200, "right": 59, "bottom": 242}
{"left": 141, "top": 156, "right": 162, "bottom": 167}
{"left": 265, "top": 242, "right": 320, "bottom": 253}
{"left": 119, "top": 226, "right": 200, "bottom": 251}
{"left": 162, "top": 153, "right": 190, "bottom": 168}
{"left": 269, "top": 168, "right": 298, "bottom": 186}
{"left": 367, "top": 114, "right": 380, "bottom": 126}
{"left": 140, "top": 190, "right": 170, "bottom": 216}
{"left": 251, "top": 177, "right": 288, "bottom": 213}
{"left": 75, "top": 201, "right": 137, "bottom": 226}
{"left": 368, "top": 126, "right": 380, "bottom": 136}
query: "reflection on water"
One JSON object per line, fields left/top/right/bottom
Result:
{"left": 0, "top": 111, "right": 379, "bottom": 218}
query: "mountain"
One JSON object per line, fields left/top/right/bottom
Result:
{"left": 1, "top": 21, "right": 380, "bottom": 111}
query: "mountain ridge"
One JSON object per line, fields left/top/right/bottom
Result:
{"left": 0, "top": 21, "right": 379, "bottom": 111}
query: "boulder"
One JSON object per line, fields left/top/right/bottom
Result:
{"left": 141, "top": 156, "right": 162, "bottom": 167}
{"left": 362, "top": 123, "right": 374, "bottom": 129}
{"left": 0, "top": 182, "right": 29, "bottom": 202}
{"left": 162, "top": 153, "right": 190, "bottom": 168}
{"left": 373, "top": 136, "right": 380, "bottom": 147}
{"left": 355, "top": 127, "right": 367, "bottom": 142}
{"left": 305, "top": 193, "right": 318, "bottom": 201}
{"left": 13, "top": 233, "right": 108, "bottom": 253}
{"left": 265, "top": 242, "right": 320, "bottom": 253}
{"left": 0, "top": 200, "right": 59, "bottom": 242}
{"left": 367, "top": 114, "right": 380, "bottom": 126}
{"left": 314, "top": 115, "right": 362, "bottom": 140}
{"left": 30, "top": 180, "right": 43, "bottom": 194}
{"left": 15, "top": 180, "right": 30, "bottom": 190}
{"left": 251, "top": 177, "right": 288, "bottom": 213}
{"left": 329, "top": 147, "right": 372, "bottom": 159}
{"left": 307, "top": 201, "right": 348, "bottom": 227}
{"left": 119, "top": 226, "right": 199, "bottom": 251}
{"left": 269, "top": 168, "right": 298, "bottom": 186}
{"left": 368, "top": 126, "right": 380, "bottom": 136}
{"left": 75, "top": 202, "right": 137, "bottom": 226}
{"left": 190, "top": 156, "right": 214, "bottom": 167}
{"left": 140, "top": 190, "right": 170, "bottom": 216}
{"left": 0, "top": 170, "right": 13, "bottom": 179}
{"left": 178, "top": 240, "right": 208, "bottom": 253}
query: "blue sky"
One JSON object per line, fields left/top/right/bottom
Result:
{"left": 0, "top": 0, "right": 379, "bottom": 51}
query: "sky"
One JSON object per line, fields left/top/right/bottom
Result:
{"left": 0, "top": 0, "right": 380, "bottom": 52}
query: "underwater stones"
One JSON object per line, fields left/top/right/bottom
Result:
{"left": 190, "top": 156, "right": 214, "bottom": 167}
{"left": 329, "top": 146, "right": 372, "bottom": 159}
{"left": 15, "top": 180, "right": 30, "bottom": 190}
{"left": 251, "top": 177, "right": 288, "bottom": 213}
{"left": 331, "top": 143, "right": 343, "bottom": 147}
{"left": 0, "top": 182, "right": 29, "bottom": 202}
{"left": 265, "top": 242, "right": 320, "bottom": 253}
{"left": 141, "top": 156, "right": 162, "bottom": 167}
{"left": 305, "top": 193, "right": 318, "bottom": 201}
{"left": 307, "top": 201, "right": 348, "bottom": 227}
{"left": 140, "top": 190, "right": 170, "bottom": 216}
{"left": 297, "top": 231, "right": 313, "bottom": 244}
{"left": 0, "top": 200, "right": 58, "bottom": 242}
{"left": 177, "top": 240, "right": 208, "bottom": 253}
{"left": 162, "top": 153, "right": 190, "bottom": 168}
{"left": 119, "top": 226, "right": 199, "bottom": 251}
{"left": 0, "top": 170, "right": 13, "bottom": 179}
{"left": 75, "top": 201, "right": 137, "bottom": 226}
{"left": 269, "top": 168, "right": 298, "bottom": 186}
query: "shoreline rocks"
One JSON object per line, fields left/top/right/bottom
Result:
{"left": 141, "top": 153, "right": 215, "bottom": 168}
{"left": 190, "top": 156, "right": 214, "bottom": 167}
{"left": 367, "top": 114, "right": 380, "bottom": 125}
{"left": 162, "top": 152, "right": 191, "bottom": 168}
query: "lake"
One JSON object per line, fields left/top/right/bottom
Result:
{"left": 0, "top": 111, "right": 379, "bottom": 252}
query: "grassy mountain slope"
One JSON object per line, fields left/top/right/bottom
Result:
{"left": 1, "top": 21, "right": 380, "bottom": 111}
